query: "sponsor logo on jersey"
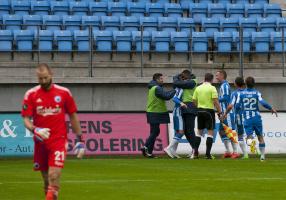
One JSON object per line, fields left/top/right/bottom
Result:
{"left": 54, "top": 96, "right": 61, "bottom": 103}
{"left": 36, "top": 105, "right": 62, "bottom": 116}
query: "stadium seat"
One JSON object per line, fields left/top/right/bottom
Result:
{"left": 70, "top": 1, "right": 89, "bottom": 16}
{"left": 233, "top": 31, "right": 251, "bottom": 53}
{"left": 23, "top": 15, "right": 42, "bottom": 31}
{"left": 54, "top": 30, "right": 73, "bottom": 52}
{"left": 38, "top": 30, "right": 53, "bottom": 51}
{"left": 132, "top": 31, "right": 151, "bottom": 52}
{"left": 252, "top": 32, "right": 270, "bottom": 53}
{"left": 11, "top": 0, "right": 30, "bottom": 16}
{"left": 239, "top": 17, "right": 257, "bottom": 33}
{"left": 192, "top": 32, "right": 208, "bottom": 52}
{"left": 152, "top": 31, "right": 170, "bottom": 52}
{"left": 236, "top": 0, "right": 250, "bottom": 3}
{"left": 140, "top": 17, "right": 158, "bottom": 32}
{"left": 252, "top": 0, "right": 268, "bottom": 3}
{"left": 264, "top": 4, "right": 282, "bottom": 18}
{"left": 189, "top": 3, "right": 208, "bottom": 23}
{"left": 202, "top": 18, "right": 220, "bottom": 38}
{"left": 108, "top": 2, "right": 127, "bottom": 17}
{"left": 50, "top": 1, "right": 69, "bottom": 16}
{"left": 214, "top": 32, "right": 232, "bottom": 53}
{"left": 43, "top": 15, "right": 62, "bottom": 31}
{"left": 146, "top": 3, "right": 164, "bottom": 17}
{"left": 245, "top": 3, "right": 263, "bottom": 18}
{"left": 180, "top": 0, "right": 193, "bottom": 11}
{"left": 226, "top": 3, "right": 244, "bottom": 18}
{"left": 63, "top": 15, "right": 82, "bottom": 31}
{"left": 82, "top": 16, "right": 100, "bottom": 31}
{"left": 0, "top": 1, "right": 10, "bottom": 15}
{"left": 208, "top": 3, "right": 226, "bottom": 18}
{"left": 31, "top": 1, "right": 50, "bottom": 15}
{"left": 14, "top": 30, "right": 34, "bottom": 51}
{"left": 0, "top": 30, "right": 13, "bottom": 51}
{"left": 93, "top": 30, "right": 113, "bottom": 52}
{"left": 158, "top": 17, "right": 177, "bottom": 33}
{"left": 127, "top": 2, "right": 145, "bottom": 17}
{"left": 271, "top": 32, "right": 286, "bottom": 52}
{"left": 171, "top": 31, "right": 189, "bottom": 52}
{"left": 3, "top": 14, "right": 22, "bottom": 30}
{"left": 177, "top": 17, "right": 195, "bottom": 35}
{"left": 101, "top": 16, "right": 120, "bottom": 31}
{"left": 217, "top": 0, "right": 232, "bottom": 4}
{"left": 156, "top": 0, "right": 170, "bottom": 5}
{"left": 113, "top": 30, "right": 132, "bottom": 52}
{"left": 89, "top": 2, "right": 108, "bottom": 16}
{"left": 74, "top": 30, "right": 90, "bottom": 51}
{"left": 277, "top": 17, "right": 286, "bottom": 33}
{"left": 120, "top": 16, "right": 139, "bottom": 31}
{"left": 165, "top": 3, "right": 183, "bottom": 18}
{"left": 257, "top": 17, "right": 276, "bottom": 33}
{"left": 220, "top": 17, "right": 239, "bottom": 33}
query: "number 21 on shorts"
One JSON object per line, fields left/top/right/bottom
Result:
{"left": 55, "top": 151, "right": 65, "bottom": 161}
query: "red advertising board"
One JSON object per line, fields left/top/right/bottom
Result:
{"left": 66, "top": 113, "right": 169, "bottom": 155}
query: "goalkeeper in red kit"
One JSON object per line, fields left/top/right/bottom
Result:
{"left": 21, "top": 63, "right": 85, "bottom": 200}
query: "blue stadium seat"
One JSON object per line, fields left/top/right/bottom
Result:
{"left": 220, "top": 17, "right": 239, "bottom": 33}
{"left": 113, "top": 30, "right": 132, "bottom": 52}
{"left": 257, "top": 17, "right": 276, "bottom": 33}
{"left": 23, "top": 15, "right": 42, "bottom": 31}
{"left": 171, "top": 31, "right": 189, "bottom": 52}
{"left": 127, "top": 2, "right": 145, "bottom": 17}
{"left": 189, "top": 3, "right": 208, "bottom": 23}
{"left": 11, "top": 0, "right": 30, "bottom": 16}
{"left": 93, "top": 30, "right": 113, "bottom": 51}
{"left": 54, "top": 30, "right": 73, "bottom": 52}
{"left": 152, "top": 31, "right": 170, "bottom": 52}
{"left": 177, "top": 17, "right": 195, "bottom": 35}
{"left": 50, "top": 1, "right": 69, "bottom": 16}
{"left": 14, "top": 30, "right": 34, "bottom": 51}
{"left": 277, "top": 17, "right": 286, "bottom": 33}
{"left": 132, "top": 31, "right": 151, "bottom": 52}
{"left": 63, "top": 15, "right": 82, "bottom": 31}
{"left": 3, "top": 14, "right": 22, "bottom": 30}
{"left": 108, "top": 2, "right": 127, "bottom": 17}
{"left": 217, "top": 0, "right": 232, "bottom": 4}
{"left": 239, "top": 17, "right": 257, "bottom": 33}
{"left": 0, "top": 30, "right": 13, "bottom": 51}
{"left": 156, "top": 0, "right": 170, "bottom": 5}
{"left": 31, "top": 1, "right": 50, "bottom": 15}
{"left": 252, "top": 32, "right": 270, "bottom": 53}
{"left": 140, "top": 17, "right": 158, "bottom": 32}
{"left": 146, "top": 3, "right": 164, "bottom": 17}
{"left": 208, "top": 3, "right": 226, "bottom": 18}
{"left": 202, "top": 18, "right": 220, "bottom": 38}
{"left": 271, "top": 32, "right": 286, "bottom": 52}
{"left": 214, "top": 32, "right": 232, "bottom": 53}
{"left": 236, "top": 0, "right": 250, "bottom": 3}
{"left": 74, "top": 30, "right": 90, "bottom": 51}
{"left": 264, "top": 4, "right": 281, "bottom": 18}
{"left": 192, "top": 32, "right": 208, "bottom": 52}
{"left": 38, "top": 30, "right": 53, "bottom": 51}
{"left": 180, "top": 0, "right": 194, "bottom": 11}
{"left": 226, "top": 3, "right": 244, "bottom": 18}
{"left": 158, "top": 17, "right": 177, "bottom": 33}
{"left": 0, "top": 1, "right": 10, "bottom": 15}
{"left": 101, "top": 16, "right": 120, "bottom": 31}
{"left": 89, "top": 2, "right": 108, "bottom": 16}
{"left": 233, "top": 31, "right": 251, "bottom": 53}
{"left": 120, "top": 16, "right": 139, "bottom": 31}
{"left": 43, "top": 15, "right": 62, "bottom": 31}
{"left": 245, "top": 3, "right": 263, "bottom": 18}
{"left": 165, "top": 3, "right": 183, "bottom": 18}
{"left": 252, "top": 0, "right": 268, "bottom": 3}
{"left": 70, "top": 1, "right": 89, "bottom": 16}
{"left": 82, "top": 16, "right": 100, "bottom": 31}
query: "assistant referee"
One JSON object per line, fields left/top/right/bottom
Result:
{"left": 192, "top": 73, "right": 223, "bottom": 159}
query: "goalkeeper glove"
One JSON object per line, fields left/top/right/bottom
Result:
{"left": 33, "top": 127, "right": 50, "bottom": 142}
{"left": 73, "top": 135, "right": 85, "bottom": 159}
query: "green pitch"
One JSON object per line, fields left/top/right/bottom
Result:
{"left": 1, "top": 156, "right": 286, "bottom": 200}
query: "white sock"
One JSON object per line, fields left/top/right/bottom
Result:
{"left": 231, "top": 141, "right": 238, "bottom": 153}
{"left": 239, "top": 140, "right": 248, "bottom": 156}
{"left": 168, "top": 139, "right": 179, "bottom": 150}
{"left": 173, "top": 141, "right": 179, "bottom": 152}
{"left": 259, "top": 145, "right": 265, "bottom": 158}
{"left": 223, "top": 140, "right": 231, "bottom": 153}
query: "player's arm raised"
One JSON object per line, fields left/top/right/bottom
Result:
{"left": 69, "top": 112, "right": 85, "bottom": 158}
{"left": 258, "top": 92, "right": 278, "bottom": 117}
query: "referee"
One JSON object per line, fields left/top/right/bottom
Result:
{"left": 192, "top": 73, "right": 223, "bottom": 159}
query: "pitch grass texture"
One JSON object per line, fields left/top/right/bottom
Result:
{"left": 0, "top": 156, "right": 286, "bottom": 200}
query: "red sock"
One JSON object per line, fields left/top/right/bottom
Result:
{"left": 46, "top": 185, "right": 59, "bottom": 200}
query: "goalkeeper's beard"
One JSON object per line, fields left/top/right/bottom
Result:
{"left": 40, "top": 79, "right": 52, "bottom": 90}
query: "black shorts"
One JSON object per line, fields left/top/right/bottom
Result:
{"left": 197, "top": 108, "right": 215, "bottom": 130}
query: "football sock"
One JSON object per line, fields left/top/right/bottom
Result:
{"left": 238, "top": 137, "right": 248, "bottom": 156}
{"left": 46, "top": 185, "right": 59, "bottom": 200}
{"left": 231, "top": 141, "right": 238, "bottom": 153}
{"left": 194, "top": 135, "right": 201, "bottom": 154}
{"left": 206, "top": 135, "right": 213, "bottom": 156}
{"left": 168, "top": 133, "right": 183, "bottom": 150}
{"left": 223, "top": 137, "right": 231, "bottom": 153}
{"left": 259, "top": 143, "right": 266, "bottom": 157}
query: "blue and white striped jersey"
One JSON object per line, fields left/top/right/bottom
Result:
{"left": 219, "top": 80, "right": 232, "bottom": 113}
{"left": 172, "top": 88, "right": 184, "bottom": 108}
{"left": 230, "top": 88, "right": 244, "bottom": 115}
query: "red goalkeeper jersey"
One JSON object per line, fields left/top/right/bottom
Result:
{"left": 21, "top": 84, "right": 77, "bottom": 142}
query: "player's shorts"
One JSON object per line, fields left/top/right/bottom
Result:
{"left": 235, "top": 113, "right": 244, "bottom": 136}
{"left": 219, "top": 112, "right": 235, "bottom": 131}
{"left": 244, "top": 119, "right": 263, "bottom": 137}
{"left": 173, "top": 106, "right": 183, "bottom": 131}
{"left": 197, "top": 108, "right": 215, "bottom": 130}
{"left": 33, "top": 138, "right": 68, "bottom": 171}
